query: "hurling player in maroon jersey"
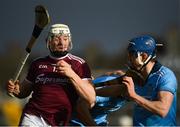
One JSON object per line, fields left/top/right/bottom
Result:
{"left": 6, "top": 24, "right": 96, "bottom": 126}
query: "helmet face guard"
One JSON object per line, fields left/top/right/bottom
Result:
{"left": 127, "top": 35, "right": 161, "bottom": 71}
{"left": 46, "top": 24, "right": 72, "bottom": 51}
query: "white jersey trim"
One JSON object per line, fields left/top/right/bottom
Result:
{"left": 68, "top": 54, "right": 85, "bottom": 64}
{"left": 82, "top": 78, "right": 92, "bottom": 81}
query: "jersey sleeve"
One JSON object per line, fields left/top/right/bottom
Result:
{"left": 157, "top": 68, "right": 177, "bottom": 95}
{"left": 75, "top": 62, "right": 92, "bottom": 80}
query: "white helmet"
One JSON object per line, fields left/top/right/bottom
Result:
{"left": 46, "top": 24, "right": 72, "bottom": 51}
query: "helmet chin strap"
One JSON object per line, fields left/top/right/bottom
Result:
{"left": 48, "top": 43, "right": 69, "bottom": 58}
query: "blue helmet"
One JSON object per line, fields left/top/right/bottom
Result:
{"left": 127, "top": 35, "right": 157, "bottom": 57}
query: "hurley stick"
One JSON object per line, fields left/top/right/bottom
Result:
{"left": 8, "top": 5, "right": 50, "bottom": 97}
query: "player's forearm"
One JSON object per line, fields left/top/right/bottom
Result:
{"left": 69, "top": 72, "right": 96, "bottom": 107}
{"left": 132, "top": 94, "right": 170, "bottom": 117}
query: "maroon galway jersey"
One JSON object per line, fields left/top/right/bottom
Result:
{"left": 23, "top": 53, "right": 92, "bottom": 126}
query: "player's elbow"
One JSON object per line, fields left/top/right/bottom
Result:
{"left": 159, "top": 110, "right": 169, "bottom": 118}
{"left": 87, "top": 93, "right": 96, "bottom": 108}
{"left": 87, "top": 101, "right": 95, "bottom": 109}
{"left": 89, "top": 99, "right": 96, "bottom": 108}
{"left": 158, "top": 107, "right": 169, "bottom": 118}
{"left": 86, "top": 86, "right": 96, "bottom": 108}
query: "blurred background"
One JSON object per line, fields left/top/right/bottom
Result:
{"left": 0, "top": 0, "right": 179, "bottom": 126}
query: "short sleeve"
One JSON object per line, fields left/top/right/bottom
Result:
{"left": 157, "top": 68, "right": 177, "bottom": 95}
{"left": 76, "top": 62, "right": 92, "bottom": 80}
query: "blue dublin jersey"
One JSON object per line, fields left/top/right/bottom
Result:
{"left": 133, "top": 62, "right": 177, "bottom": 126}
{"left": 70, "top": 75, "right": 126, "bottom": 126}
{"left": 91, "top": 96, "right": 126, "bottom": 125}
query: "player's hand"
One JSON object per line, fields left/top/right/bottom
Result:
{"left": 122, "top": 76, "right": 136, "bottom": 99}
{"left": 56, "top": 60, "right": 74, "bottom": 77}
{"left": 6, "top": 79, "right": 20, "bottom": 95}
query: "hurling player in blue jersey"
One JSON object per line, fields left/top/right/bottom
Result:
{"left": 71, "top": 35, "right": 178, "bottom": 126}
{"left": 102, "top": 35, "right": 177, "bottom": 126}
{"left": 127, "top": 35, "right": 177, "bottom": 126}
{"left": 70, "top": 75, "right": 126, "bottom": 126}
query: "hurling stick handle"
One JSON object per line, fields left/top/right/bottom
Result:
{"left": 8, "top": 24, "right": 43, "bottom": 97}
{"left": 7, "top": 27, "right": 38, "bottom": 97}
{"left": 13, "top": 52, "right": 30, "bottom": 82}
{"left": 8, "top": 5, "right": 50, "bottom": 97}
{"left": 7, "top": 25, "right": 42, "bottom": 97}
{"left": 8, "top": 28, "right": 38, "bottom": 97}
{"left": 7, "top": 52, "right": 30, "bottom": 97}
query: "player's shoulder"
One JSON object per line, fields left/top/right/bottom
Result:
{"left": 31, "top": 56, "right": 48, "bottom": 64}
{"left": 67, "top": 53, "right": 86, "bottom": 64}
{"left": 153, "top": 65, "right": 177, "bottom": 87}
{"left": 157, "top": 65, "right": 175, "bottom": 78}
{"left": 157, "top": 66, "right": 177, "bottom": 92}
{"left": 151, "top": 62, "right": 174, "bottom": 77}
